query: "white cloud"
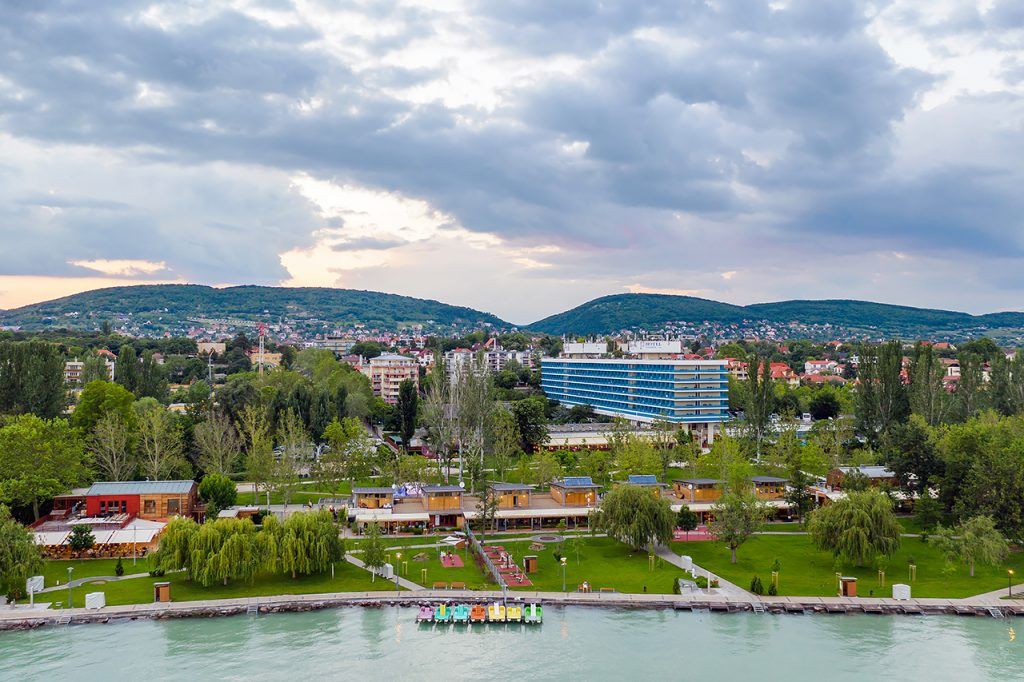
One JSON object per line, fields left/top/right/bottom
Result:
{"left": 69, "top": 259, "right": 169, "bottom": 276}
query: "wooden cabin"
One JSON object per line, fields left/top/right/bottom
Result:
{"left": 622, "top": 475, "right": 667, "bottom": 498}
{"left": 752, "top": 476, "right": 788, "bottom": 500}
{"left": 826, "top": 466, "right": 896, "bottom": 490}
{"left": 85, "top": 481, "right": 197, "bottom": 521}
{"left": 673, "top": 478, "right": 722, "bottom": 503}
{"left": 549, "top": 477, "right": 599, "bottom": 507}
{"left": 352, "top": 487, "right": 396, "bottom": 509}
{"left": 421, "top": 485, "right": 464, "bottom": 511}
{"left": 488, "top": 482, "right": 533, "bottom": 509}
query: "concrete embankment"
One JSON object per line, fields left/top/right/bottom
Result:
{"left": 2, "top": 590, "right": 1022, "bottom": 631}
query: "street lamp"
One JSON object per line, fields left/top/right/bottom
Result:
{"left": 395, "top": 552, "right": 402, "bottom": 594}
{"left": 67, "top": 567, "right": 74, "bottom": 609}
{"left": 1010, "top": 569, "right": 1015, "bottom": 598}
{"left": 561, "top": 556, "right": 567, "bottom": 593}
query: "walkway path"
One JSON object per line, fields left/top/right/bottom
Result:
{"left": 38, "top": 572, "right": 151, "bottom": 593}
{"left": 344, "top": 555, "right": 424, "bottom": 591}
{"left": 654, "top": 545, "right": 751, "bottom": 599}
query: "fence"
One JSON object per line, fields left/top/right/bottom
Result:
{"left": 464, "top": 525, "right": 507, "bottom": 591}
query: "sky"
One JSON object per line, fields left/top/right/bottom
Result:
{"left": 1, "top": 0, "right": 1022, "bottom": 326}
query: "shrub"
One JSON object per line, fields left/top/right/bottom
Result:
{"left": 710, "top": 579, "right": 719, "bottom": 588}
{"left": 749, "top": 575, "right": 765, "bottom": 595}
{"left": 694, "top": 575, "right": 709, "bottom": 589}
{"left": 767, "top": 582, "right": 777, "bottom": 596}
{"left": 148, "top": 568, "right": 166, "bottom": 577}
{"left": 115, "top": 558, "right": 124, "bottom": 577}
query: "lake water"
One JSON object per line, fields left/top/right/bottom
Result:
{"left": 1, "top": 607, "right": 1021, "bottom": 681}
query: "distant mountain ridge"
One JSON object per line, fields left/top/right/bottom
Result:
{"left": 0, "top": 284, "right": 509, "bottom": 332}
{"left": 528, "top": 293, "right": 1024, "bottom": 337}
{"left": 2, "top": 286, "right": 1023, "bottom": 340}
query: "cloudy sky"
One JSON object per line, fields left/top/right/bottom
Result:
{"left": 1, "top": 0, "right": 1022, "bottom": 324}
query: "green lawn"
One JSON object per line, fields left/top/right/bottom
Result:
{"left": 758, "top": 522, "right": 805, "bottom": 533}
{"left": 507, "top": 537, "right": 686, "bottom": 594}
{"left": 673, "top": 535, "right": 1024, "bottom": 598}
{"left": 393, "top": 546, "right": 493, "bottom": 590}
{"left": 43, "top": 559, "right": 137, "bottom": 588}
{"left": 49, "top": 559, "right": 395, "bottom": 608}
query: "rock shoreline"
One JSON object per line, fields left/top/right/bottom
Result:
{"left": 2, "top": 592, "right": 1021, "bottom": 632}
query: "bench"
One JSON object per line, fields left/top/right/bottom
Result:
{"left": 450, "top": 582, "right": 466, "bottom": 590}
{"left": 432, "top": 582, "right": 448, "bottom": 590}
{"left": 599, "top": 587, "right": 617, "bottom": 594}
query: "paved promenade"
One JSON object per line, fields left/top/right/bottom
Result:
{"left": 5, "top": 582, "right": 1024, "bottom": 629}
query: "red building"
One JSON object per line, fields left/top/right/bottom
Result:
{"left": 84, "top": 480, "right": 198, "bottom": 520}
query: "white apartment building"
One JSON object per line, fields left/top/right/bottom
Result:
{"left": 64, "top": 358, "right": 115, "bottom": 384}
{"left": 361, "top": 353, "right": 419, "bottom": 404}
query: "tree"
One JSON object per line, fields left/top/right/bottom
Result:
{"left": 881, "top": 415, "right": 943, "bottom": 495}
{"left": 238, "top": 406, "right": 275, "bottom": 505}
{"left": 855, "top": 341, "right": 910, "bottom": 445}
{"left": 489, "top": 409, "right": 521, "bottom": 481}
{"left": 676, "top": 507, "right": 699, "bottom": 540}
{"left": 422, "top": 359, "right": 457, "bottom": 482}
{"left": 0, "top": 505, "right": 43, "bottom": 600}
{"left": 362, "top": 522, "right": 386, "bottom": 581}
{"left": 533, "top": 451, "right": 562, "bottom": 486}
{"left": 80, "top": 352, "right": 112, "bottom": 385}
{"left": 783, "top": 469, "right": 815, "bottom": 524}
{"left": 808, "top": 390, "right": 841, "bottom": 421}
{"left": 68, "top": 524, "right": 96, "bottom": 552}
{"left": 276, "top": 510, "right": 344, "bottom": 579}
{"left": 929, "top": 515, "right": 1008, "bottom": 577}
{"left": 914, "top": 490, "right": 943, "bottom": 531}
{"left": 512, "top": 396, "right": 549, "bottom": 452}
{"left": 0, "top": 340, "right": 66, "bottom": 419}
{"left": 136, "top": 350, "right": 169, "bottom": 401}
{"left": 0, "top": 415, "right": 89, "bottom": 519}
{"left": 136, "top": 404, "right": 188, "bottom": 481}
{"left": 194, "top": 410, "right": 242, "bottom": 475}
{"left": 273, "top": 409, "right": 307, "bottom": 507}
{"left": 198, "top": 473, "right": 238, "bottom": 518}
{"left": 318, "top": 417, "right": 372, "bottom": 492}
{"left": 908, "top": 342, "right": 950, "bottom": 426}
{"left": 396, "top": 379, "right": 418, "bottom": 452}
{"left": 956, "top": 353, "right": 985, "bottom": 422}
{"left": 90, "top": 413, "right": 137, "bottom": 481}
{"left": 807, "top": 489, "right": 901, "bottom": 567}
{"left": 709, "top": 490, "right": 772, "bottom": 563}
{"left": 475, "top": 485, "right": 500, "bottom": 544}
{"left": 308, "top": 387, "right": 335, "bottom": 442}
{"left": 114, "top": 344, "right": 140, "bottom": 393}
{"left": 744, "top": 356, "right": 774, "bottom": 459}
{"left": 72, "top": 380, "right": 136, "bottom": 432}
{"left": 592, "top": 484, "right": 675, "bottom": 551}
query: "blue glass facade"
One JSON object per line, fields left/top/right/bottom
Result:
{"left": 540, "top": 358, "right": 730, "bottom": 425}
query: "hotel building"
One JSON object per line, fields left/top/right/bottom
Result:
{"left": 541, "top": 345, "right": 729, "bottom": 446}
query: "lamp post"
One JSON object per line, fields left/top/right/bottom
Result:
{"left": 395, "top": 552, "right": 402, "bottom": 594}
{"left": 1009, "top": 569, "right": 1015, "bottom": 598}
{"left": 67, "top": 567, "right": 74, "bottom": 609}
{"left": 561, "top": 556, "right": 567, "bottom": 593}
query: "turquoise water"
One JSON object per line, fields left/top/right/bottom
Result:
{"left": 2, "top": 607, "right": 1022, "bottom": 681}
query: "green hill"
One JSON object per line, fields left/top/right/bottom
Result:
{"left": 529, "top": 293, "right": 1024, "bottom": 337}
{"left": 0, "top": 284, "right": 509, "bottom": 332}
{"left": 529, "top": 294, "right": 749, "bottom": 335}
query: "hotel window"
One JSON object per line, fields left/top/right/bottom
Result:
{"left": 144, "top": 499, "right": 156, "bottom": 515}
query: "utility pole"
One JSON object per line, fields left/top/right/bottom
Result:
{"left": 257, "top": 323, "right": 266, "bottom": 377}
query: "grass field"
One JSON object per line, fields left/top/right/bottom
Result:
{"left": 42, "top": 558, "right": 141, "bottom": 588}
{"left": 46, "top": 559, "right": 395, "bottom": 608}
{"left": 673, "top": 534, "right": 1024, "bottom": 598}
{"left": 507, "top": 536, "right": 685, "bottom": 594}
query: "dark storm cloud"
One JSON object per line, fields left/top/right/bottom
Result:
{"left": 0, "top": 0, "right": 1020, "bottom": 302}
